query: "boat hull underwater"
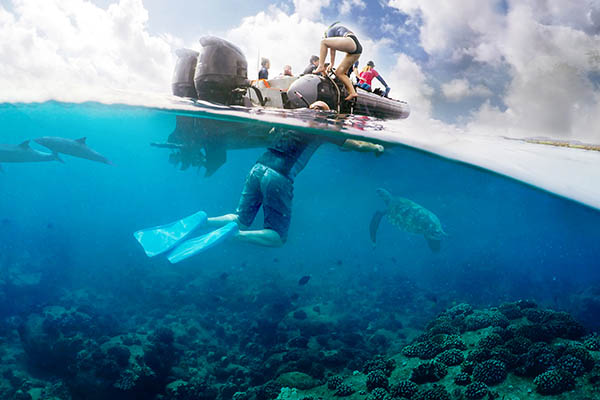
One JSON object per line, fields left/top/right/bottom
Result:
{"left": 161, "top": 36, "right": 410, "bottom": 176}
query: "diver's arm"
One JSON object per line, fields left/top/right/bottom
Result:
{"left": 342, "top": 139, "right": 384, "bottom": 154}
{"left": 375, "top": 75, "right": 391, "bottom": 96}
{"left": 375, "top": 75, "right": 389, "bottom": 87}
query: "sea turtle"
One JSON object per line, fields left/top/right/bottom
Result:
{"left": 370, "top": 188, "right": 447, "bottom": 252}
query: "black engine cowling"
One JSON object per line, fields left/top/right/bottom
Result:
{"left": 171, "top": 36, "right": 248, "bottom": 104}
{"left": 172, "top": 49, "right": 200, "bottom": 98}
{"left": 194, "top": 36, "right": 248, "bottom": 104}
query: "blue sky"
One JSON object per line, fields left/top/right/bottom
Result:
{"left": 1, "top": 0, "right": 599, "bottom": 141}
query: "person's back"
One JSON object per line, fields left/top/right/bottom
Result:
{"left": 303, "top": 55, "right": 320, "bottom": 75}
{"left": 359, "top": 68, "right": 379, "bottom": 86}
{"left": 258, "top": 67, "right": 268, "bottom": 80}
{"left": 258, "top": 57, "right": 270, "bottom": 80}
{"left": 357, "top": 61, "right": 390, "bottom": 96}
{"left": 258, "top": 129, "right": 329, "bottom": 181}
{"left": 326, "top": 24, "right": 352, "bottom": 38}
{"left": 303, "top": 64, "right": 317, "bottom": 75}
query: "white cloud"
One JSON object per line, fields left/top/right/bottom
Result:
{"left": 386, "top": 53, "right": 434, "bottom": 117}
{"left": 388, "top": 0, "right": 504, "bottom": 63}
{"left": 339, "top": 0, "right": 366, "bottom": 16}
{"left": 389, "top": 0, "right": 600, "bottom": 141}
{"left": 226, "top": 6, "right": 390, "bottom": 82}
{"left": 293, "top": 0, "right": 331, "bottom": 21}
{"left": 442, "top": 79, "right": 492, "bottom": 102}
{"left": 226, "top": 8, "right": 327, "bottom": 79}
{"left": 470, "top": 3, "right": 600, "bottom": 140}
{"left": 0, "top": 0, "right": 178, "bottom": 102}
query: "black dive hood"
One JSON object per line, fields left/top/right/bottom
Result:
{"left": 172, "top": 36, "right": 249, "bottom": 105}
{"left": 287, "top": 74, "right": 339, "bottom": 109}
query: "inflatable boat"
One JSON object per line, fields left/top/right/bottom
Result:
{"left": 172, "top": 36, "right": 410, "bottom": 120}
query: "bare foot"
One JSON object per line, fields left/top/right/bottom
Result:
{"left": 345, "top": 93, "right": 358, "bottom": 101}
{"left": 314, "top": 65, "right": 325, "bottom": 74}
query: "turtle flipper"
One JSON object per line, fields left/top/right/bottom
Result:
{"left": 426, "top": 238, "right": 441, "bottom": 253}
{"left": 369, "top": 211, "right": 386, "bottom": 244}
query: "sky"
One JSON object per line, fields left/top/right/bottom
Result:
{"left": 1, "top": 0, "right": 600, "bottom": 142}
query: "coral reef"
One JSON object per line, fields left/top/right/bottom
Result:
{"left": 410, "top": 361, "right": 448, "bottom": 384}
{"left": 533, "top": 369, "right": 575, "bottom": 395}
{"left": 464, "top": 382, "right": 489, "bottom": 400}
{"left": 390, "top": 380, "right": 418, "bottom": 398}
{"left": 334, "top": 383, "right": 354, "bottom": 397}
{"left": 453, "top": 372, "right": 471, "bottom": 386}
{"left": 435, "top": 349, "right": 464, "bottom": 366}
{"left": 2, "top": 267, "right": 599, "bottom": 400}
{"left": 367, "top": 387, "right": 391, "bottom": 400}
{"left": 366, "top": 369, "right": 388, "bottom": 391}
{"left": 472, "top": 359, "right": 507, "bottom": 385}
{"left": 413, "top": 384, "right": 450, "bottom": 400}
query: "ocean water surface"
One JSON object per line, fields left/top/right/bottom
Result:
{"left": 1, "top": 101, "right": 600, "bottom": 399}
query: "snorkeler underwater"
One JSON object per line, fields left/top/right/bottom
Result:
{"left": 1, "top": 1, "right": 600, "bottom": 399}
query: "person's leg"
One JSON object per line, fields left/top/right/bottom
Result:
{"left": 259, "top": 168, "right": 293, "bottom": 247}
{"left": 206, "top": 214, "right": 240, "bottom": 228}
{"left": 336, "top": 53, "right": 361, "bottom": 100}
{"left": 315, "top": 40, "right": 329, "bottom": 73}
{"left": 232, "top": 166, "right": 291, "bottom": 248}
{"left": 166, "top": 165, "right": 266, "bottom": 262}
{"left": 201, "top": 164, "right": 288, "bottom": 248}
{"left": 230, "top": 164, "right": 264, "bottom": 228}
{"left": 234, "top": 229, "right": 283, "bottom": 247}
{"left": 315, "top": 37, "right": 357, "bottom": 73}
{"left": 199, "top": 163, "right": 265, "bottom": 230}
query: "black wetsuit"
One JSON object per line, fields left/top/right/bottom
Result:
{"left": 258, "top": 67, "right": 268, "bottom": 80}
{"left": 236, "top": 129, "right": 344, "bottom": 241}
{"left": 303, "top": 63, "right": 317, "bottom": 75}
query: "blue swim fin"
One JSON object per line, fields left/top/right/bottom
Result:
{"left": 133, "top": 211, "right": 207, "bottom": 257}
{"left": 168, "top": 222, "right": 238, "bottom": 264}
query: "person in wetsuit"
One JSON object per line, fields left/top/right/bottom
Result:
{"left": 314, "top": 22, "right": 362, "bottom": 101}
{"left": 258, "top": 58, "right": 270, "bottom": 80}
{"left": 302, "top": 55, "right": 320, "bottom": 75}
{"left": 203, "top": 101, "right": 383, "bottom": 247}
{"left": 358, "top": 61, "right": 391, "bottom": 97}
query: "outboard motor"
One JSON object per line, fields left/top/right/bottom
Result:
{"left": 172, "top": 49, "right": 200, "bottom": 98}
{"left": 193, "top": 36, "right": 249, "bottom": 105}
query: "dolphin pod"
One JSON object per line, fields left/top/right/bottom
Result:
{"left": 0, "top": 137, "right": 112, "bottom": 171}
{"left": 0, "top": 140, "right": 63, "bottom": 171}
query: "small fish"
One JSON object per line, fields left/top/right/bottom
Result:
{"left": 273, "top": 257, "right": 280, "bottom": 263}
{"left": 219, "top": 272, "right": 229, "bottom": 280}
{"left": 290, "top": 293, "right": 300, "bottom": 301}
{"left": 336, "top": 259, "right": 343, "bottom": 266}
{"left": 298, "top": 275, "right": 311, "bottom": 286}
{"left": 46, "top": 223, "right": 54, "bottom": 230}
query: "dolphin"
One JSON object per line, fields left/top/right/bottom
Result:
{"left": 34, "top": 137, "right": 112, "bottom": 165}
{"left": 0, "top": 141, "right": 63, "bottom": 170}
